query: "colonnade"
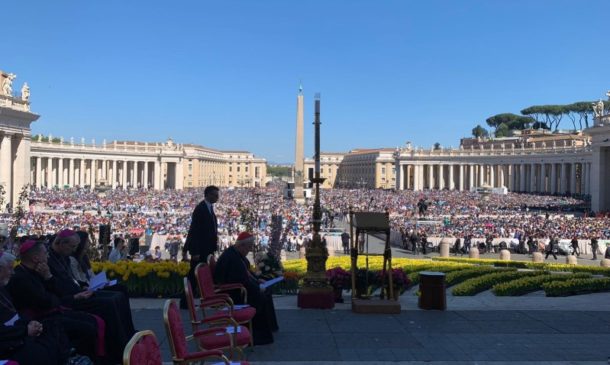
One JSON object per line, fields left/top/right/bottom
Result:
{"left": 29, "top": 156, "right": 184, "bottom": 190}
{"left": 0, "top": 133, "right": 30, "bottom": 205}
{"left": 397, "top": 161, "right": 590, "bottom": 195}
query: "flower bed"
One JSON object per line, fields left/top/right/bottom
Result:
{"left": 542, "top": 277, "right": 610, "bottom": 297}
{"left": 88, "top": 256, "right": 610, "bottom": 298}
{"left": 92, "top": 261, "right": 189, "bottom": 297}
{"left": 445, "top": 266, "right": 512, "bottom": 287}
{"left": 452, "top": 270, "right": 546, "bottom": 296}
{"left": 492, "top": 273, "right": 592, "bottom": 296}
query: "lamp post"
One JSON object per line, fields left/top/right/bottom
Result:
{"left": 297, "top": 93, "right": 334, "bottom": 309}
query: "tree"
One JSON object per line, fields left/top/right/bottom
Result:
{"left": 486, "top": 113, "right": 534, "bottom": 132}
{"left": 433, "top": 142, "right": 442, "bottom": 150}
{"left": 532, "top": 121, "right": 550, "bottom": 130}
{"left": 565, "top": 101, "right": 594, "bottom": 130}
{"left": 471, "top": 125, "right": 489, "bottom": 138}
{"left": 495, "top": 123, "right": 510, "bottom": 138}
{"left": 521, "top": 105, "right": 564, "bottom": 131}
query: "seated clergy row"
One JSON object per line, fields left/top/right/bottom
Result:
{"left": 1, "top": 229, "right": 136, "bottom": 365}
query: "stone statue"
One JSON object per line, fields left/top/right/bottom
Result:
{"left": 21, "top": 82, "right": 30, "bottom": 101}
{"left": 2, "top": 73, "right": 16, "bottom": 96}
{"left": 593, "top": 99, "right": 605, "bottom": 118}
{"left": 607, "top": 90, "right": 610, "bottom": 100}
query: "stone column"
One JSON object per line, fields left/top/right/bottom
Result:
{"left": 478, "top": 164, "right": 484, "bottom": 187}
{"left": 46, "top": 158, "right": 53, "bottom": 188}
{"left": 583, "top": 162, "right": 591, "bottom": 195}
{"left": 0, "top": 134, "right": 13, "bottom": 202}
{"left": 35, "top": 157, "right": 42, "bottom": 188}
{"left": 130, "top": 161, "right": 136, "bottom": 187}
{"left": 111, "top": 160, "right": 117, "bottom": 189}
{"left": 448, "top": 164, "right": 454, "bottom": 190}
{"left": 57, "top": 158, "right": 64, "bottom": 188}
{"left": 396, "top": 163, "right": 403, "bottom": 190}
{"left": 143, "top": 161, "right": 149, "bottom": 189}
{"left": 438, "top": 164, "right": 444, "bottom": 190}
{"left": 11, "top": 136, "right": 28, "bottom": 205}
{"left": 530, "top": 163, "right": 536, "bottom": 192}
{"left": 175, "top": 160, "right": 184, "bottom": 190}
{"left": 489, "top": 165, "right": 495, "bottom": 187}
{"left": 561, "top": 163, "right": 568, "bottom": 194}
{"left": 570, "top": 162, "right": 577, "bottom": 195}
{"left": 79, "top": 159, "right": 85, "bottom": 187}
{"left": 154, "top": 160, "right": 161, "bottom": 190}
{"left": 458, "top": 164, "right": 464, "bottom": 191}
{"left": 550, "top": 163, "right": 557, "bottom": 194}
{"left": 519, "top": 164, "right": 526, "bottom": 192}
{"left": 69, "top": 159, "right": 75, "bottom": 187}
{"left": 122, "top": 161, "right": 128, "bottom": 187}
{"left": 468, "top": 164, "right": 474, "bottom": 190}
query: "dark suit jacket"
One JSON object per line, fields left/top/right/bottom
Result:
{"left": 185, "top": 200, "right": 218, "bottom": 261}
{"left": 7, "top": 265, "right": 74, "bottom": 314}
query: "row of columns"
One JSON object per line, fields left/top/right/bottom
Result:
{"left": 0, "top": 133, "right": 30, "bottom": 207}
{"left": 30, "top": 157, "right": 185, "bottom": 190}
{"left": 397, "top": 162, "right": 590, "bottom": 195}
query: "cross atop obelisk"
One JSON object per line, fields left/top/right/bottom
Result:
{"left": 293, "top": 83, "right": 305, "bottom": 203}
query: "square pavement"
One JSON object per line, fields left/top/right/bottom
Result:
{"left": 132, "top": 300, "right": 610, "bottom": 364}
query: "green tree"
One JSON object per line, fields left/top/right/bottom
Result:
{"left": 471, "top": 124, "right": 489, "bottom": 138}
{"left": 486, "top": 113, "right": 534, "bottom": 132}
{"left": 433, "top": 142, "right": 441, "bottom": 150}
{"left": 521, "top": 105, "right": 564, "bottom": 131}
{"left": 495, "top": 123, "right": 510, "bottom": 137}
{"left": 266, "top": 165, "right": 292, "bottom": 177}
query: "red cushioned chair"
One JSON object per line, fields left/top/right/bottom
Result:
{"left": 163, "top": 299, "right": 250, "bottom": 363}
{"left": 184, "top": 277, "right": 243, "bottom": 333}
{"left": 207, "top": 255, "right": 248, "bottom": 301}
{"left": 122, "top": 330, "right": 163, "bottom": 365}
{"left": 195, "top": 263, "right": 256, "bottom": 345}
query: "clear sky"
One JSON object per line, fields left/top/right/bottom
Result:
{"left": 2, "top": 0, "right": 609, "bottom": 163}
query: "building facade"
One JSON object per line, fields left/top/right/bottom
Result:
{"left": 0, "top": 68, "right": 266, "bottom": 207}
{"left": 303, "top": 152, "right": 344, "bottom": 189}
{"left": 334, "top": 148, "right": 396, "bottom": 189}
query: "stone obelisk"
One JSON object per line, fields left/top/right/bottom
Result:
{"left": 294, "top": 84, "right": 305, "bottom": 203}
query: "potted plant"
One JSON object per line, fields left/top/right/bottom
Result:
{"left": 377, "top": 268, "right": 410, "bottom": 300}
{"left": 354, "top": 268, "right": 376, "bottom": 299}
{"left": 326, "top": 267, "right": 351, "bottom": 303}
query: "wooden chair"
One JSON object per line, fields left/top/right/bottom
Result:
{"left": 184, "top": 277, "right": 241, "bottom": 333}
{"left": 195, "top": 263, "right": 256, "bottom": 345}
{"left": 163, "top": 299, "right": 250, "bottom": 364}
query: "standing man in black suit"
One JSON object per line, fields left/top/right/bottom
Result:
{"left": 183, "top": 186, "right": 220, "bottom": 300}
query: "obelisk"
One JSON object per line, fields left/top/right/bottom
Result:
{"left": 294, "top": 84, "right": 305, "bottom": 203}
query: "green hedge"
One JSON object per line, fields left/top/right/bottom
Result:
{"left": 433, "top": 257, "right": 610, "bottom": 276}
{"left": 445, "top": 267, "right": 514, "bottom": 287}
{"left": 407, "top": 265, "right": 473, "bottom": 287}
{"left": 492, "top": 273, "right": 592, "bottom": 296}
{"left": 452, "top": 270, "right": 545, "bottom": 296}
{"left": 543, "top": 277, "right": 610, "bottom": 297}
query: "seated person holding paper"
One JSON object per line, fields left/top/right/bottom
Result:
{"left": 47, "top": 229, "right": 136, "bottom": 363}
{"left": 71, "top": 231, "right": 126, "bottom": 296}
{"left": 7, "top": 241, "right": 104, "bottom": 363}
{"left": 0, "top": 251, "right": 71, "bottom": 365}
{"left": 213, "top": 232, "right": 278, "bottom": 346}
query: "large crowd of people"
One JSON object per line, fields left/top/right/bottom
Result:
{"left": 0, "top": 184, "right": 609, "bottom": 261}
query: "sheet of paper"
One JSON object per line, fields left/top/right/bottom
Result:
{"left": 3, "top": 314, "right": 19, "bottom": 327}
{"left": 107, "top": 279, "right": 117, "bottom": 286}
{"left": 219, "top": 304, "right": 250, "bottom": 311}
{"left": 260, "top": 276, "right": 284, "bottom": 289}
{"left": 89, "top": 271, "right": 108, "bottom": 291}
{"left": 225, "top": 326, "right": 241, "bottom": 334}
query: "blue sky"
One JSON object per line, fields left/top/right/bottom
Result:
{"left": 2, "top": 0, "right": 609, "bottom": 163}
